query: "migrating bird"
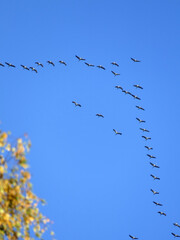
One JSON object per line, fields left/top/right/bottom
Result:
{"left": 129, "top": 235, "right": 138, "bottom": 239}
{"left": 142, "top": 136, "right": 151, "bottom": 140}
{"left": 111, "top": 62, "right": 119, "bottom": 67}
{"left": 115, "top": 86, "right": 123, "bottom": 90}
{"left": 85, "top": 62, "right": 94, "bottom": 67}
{"left": 72, "top": 101, "right": 81, "bottom": 107}
{"left": 151, "top": 174, "right": 160, "bottom": 180}
{"left": 173, "top": 223, "right": 180, "bottom": 228}
{"left": 131, "top": 57, "right": 141, "bottom": 62}
{"left": 150, "top": 162, "right": 160, "bottom": 168}
{"left": 150, "top": 189, "right": 159, "bottom": 195}
{"left": 158, "top": 211, "right": 166, "bottom": 216}
{"left": 131, "top": 94, "right": 141, "bottom": 100}
{"left": 147, "top": 154, "right": 156, "bottom": 159}
{"left": 0, "top": 63, "right": 4, "bottom": 67}
{"left": 133, "top": 84, "right": 143, "bottom": 89}
{"left": 96, "top": 114, "right": 104, "bottom": 118}
{"left": 140, "top": 128, "right": 149, "bottom": 132}
{"left": 136, "top": 106, "right": 145, "bottom": 111}
{"left": 97, "top": 65, "right": 106, "bottom": 70}
{"left": 153, "top": 201, "right": 163, "bottom": 206}
{"left": 35, "top": 62, "right": 43, "bottom": 67}
{"left": 75, "top": 55, "right": 86, "bottom": 61}
{"left": 29, "top": 67, "right": 38, "bottom": 73}
{"left": 111, "top": 71, "right": 120, "bottom": 76}
{"left": 21, "top": 65, "right": 29, "bottom": 70}
{"left": 5, "top": 62, "right": 15, "bottom": 68}
{"left": 171, "top": 233, "right": 180, "bottom": 238}
{"left": 136, "top": 118, "right": 146, "bottom": 123}
{"left": 122, "top": 90, "right": 131, "bottom": 95}
{"left": 59, "top": 60, "right": 67, "bottom": 66}
{"left": 113, "top": 129, "right": 122, "bottom": 135}
{"left": 47, "top": 61, "right": 55, "bottom": 66}
{"left": 145, "top": 146, "right": 153, "bottom": 150}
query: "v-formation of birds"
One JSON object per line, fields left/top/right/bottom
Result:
{"left": 1, "top": 55, "right": 179, "bottom": 239}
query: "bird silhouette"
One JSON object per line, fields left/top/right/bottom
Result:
{"left": 142, "top": 136, "right": 151, "bottom": 140}
{"left": 85, "top": 62, "right": 94, "bottom": 67}
{"left": 129, "top": 235, "right": 138, "bottom": 239}
{"left": 59, "top": 60, "right": 67, "bottom": 66}
{"left": 133, "top": 84, "right": 143, "bottom": 89}
{"left": 131, "top": 58, "right": 141, "bottom": 62}
{"left": 150, "top": 162, "right": 160, "bottom": 168}
{"left": 136, "top": 106, "right": 145, "bottom": 111}
{"left": 113, "top": 129, "right": 122, "bottom": 135}
{"left": 147, "top": 154, "right": 156, "bottom": 159}
{"left": 158, "top": 211, "right": 166, "bottom": 216}
{"left": 140, "top": 128, "right": 149, "bottom": 132}
{"left": 35, "top": 62, "right": 43, "bottom": 67}
{"left": 111, "top": 71, "right": 120, "bottom": 76}
{"left": 131, "top": 94, "right": 141, "bottom": 100}
{"left": 29, "top": 67, "right": 38, "bottom": 73}
{"left": 150, "top": 189, "right": 159, "bottom": 195}
{"left": 171, "top": 233, "right": 180, "bottom": 238}
{"left": 136, "top": 118, "right": 146, "bottom": 123}
{"left": 151, "top": 174, "right": 160, "bottom": 180}
{"left": 153, "top": 201, "right": 163, "bottom": 206}
{"left": 111, "top": 62, "right": 119, "bottom": 67}
{"left": 72, "top": 101, "right": 81, "bottom": 107}
{"left": 5, "top": 62, "right": 15, "bottom": 67}
{"left": 96, "top": 114, "right": 104, "bottom": 118}
{"left": 115, "top": 86, "right": 123, "bottom": 90}
{"left": 173, "top": 223, "right": 180, "bottom": 228}
{"left": 122, "top": 90, "right": 131, "bottom": 95}
{"left": 97, "top": 65, "right": 106, "bottom": 70}
{"left": 21, "top": 65, "right": 29, "bottom": 70}
{"left": 145, "top": 146, "right": 153, "bottom": 150}
{"left": 75, "top": 55, "right": 86, "bottom": 61}
{"left": 0, "top": 63, "right": 4, "bottom": 67}
{"left": 47, "top": 61, "right": 55, "bottom": 66}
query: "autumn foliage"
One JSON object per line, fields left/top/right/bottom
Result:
{"left": 0, "top": 131, "right": 54, "bottom": 240}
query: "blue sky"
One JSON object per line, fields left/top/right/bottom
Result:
{"left": 1, "top": 0, "right": 180, "bottom": 239}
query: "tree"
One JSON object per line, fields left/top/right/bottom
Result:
{"left": 0, "top": 130, "right": 55, "bottom": 240}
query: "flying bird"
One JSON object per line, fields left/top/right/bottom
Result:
{"left": 131, "top": 58, "right": 141, "bottom": 62}
{"left": 111, "top": 62, "right": 119, "bottom": 67}
{"left": 140, "top": 128, "right": 149, "bottom": 132}
{"left": 142, "top": 136, "right": 151, "bottom": 140}
{"left": 150, "top": 162, "right": 160, "bottom": 168}
{"left": 122, "top": 90, "right": 131, "bottom": 95}
{"left": 72, "top": 101, "right": 81, "bottom": 107}
{"left": 97, "top": 65, "right": 106, "bottom": 70}
{"left": 59, "top": 60, "right": 67, "bottom": 66}
{"left": 85, "top": 62, "right": 94, "bottom": 67}
{"left": 131, "top": 94, "right": 141, "bottom": 100}
{"left": 111, "top": 71, "right": 120, "bottom": 76}
{"left": 133, "top": 84, "right": 143, "bottom": 89}
{"left": 5, "top": 62, "right": 15, "bottom": 68}
{"left": 171, "top": 233, "right": 180, "bottom": 238}
{"left": 150, "top": 189, "right": 159, "bottom": 195}
{"left": 35, "top": 62, "right": 43, "bottom": 67}
{"left": 145, "top": 146, "right": 153, "bottom": 150}
{"left": 153, "top": 201, "right": 163, "bottom": 206}
{"left": 0, "top": 63, "right": 4, "bottom": 67}
{"left": 136, "top": 118, "right": 146, "bottom": 123}
{"left": 96, "top": 114, "right": 104, "bottom": 118}
{"left": 158, "top": 211, "right": 166, "bottom": 216}
{"left": 151, "top": 174, "right": 160, "bottom": 180}
{"left": 47, "top": 61, "right": 55, "bottom": 66}
{"left": 29, "top": 67, "right": 38, "bottom": 73}
{"left": 115, "top": 86, "right": 123, "bottom": 90}
{"left": 173, "top": 223, "right": 180, "bottom": 228}
{"left": 147, "top": 154, "right": 156, "bottom": 159}
{"left": 129, "top": 235, "right": 138, "bottom": 239}
{"left": 113, "top": 129, "right": 122, "bottom": 135}
{"left": 21, "top": 65, "right": 29, "bottom": 70}
{"left": 136, "top": 106, "right": 145, "bottom": 111}
{"left": 75, "top": 55, "right": 86, "bottom": 61}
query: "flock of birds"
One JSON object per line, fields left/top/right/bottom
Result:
{"left": 2, "top": 55, "right": 179, "bottom": 239}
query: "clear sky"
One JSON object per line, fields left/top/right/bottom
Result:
{"left": 1, "top": 0, "right": 180, "bottom": 239}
